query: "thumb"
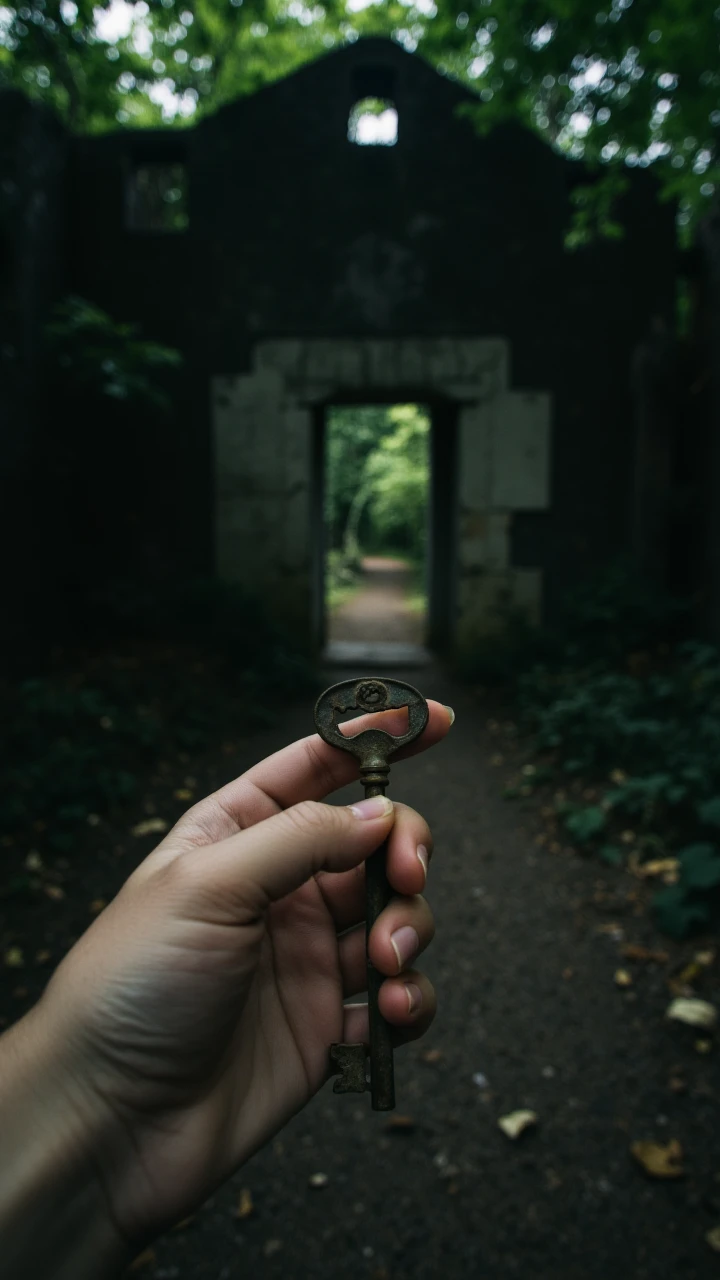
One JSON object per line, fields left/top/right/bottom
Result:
{"left": 178, "top": 794, "right": 394, "bottom": 915}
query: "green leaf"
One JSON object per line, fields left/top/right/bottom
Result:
{"left": 564, "top": 805, "right": 606, "bottom": 843}
{"left": 599, "top": 844, "right": 623, "bottom": 867}
{"left": 697, "top": 797, "right": 720, "bottom": 828}
{"left": 653, "top": 885, "right": 711, "bottom": 940}
{"left": 678, "top": 843, "right": 720, "bottom": 890}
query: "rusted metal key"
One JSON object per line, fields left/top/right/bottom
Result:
{"left": 314, "top": 677, "right": 429, "bottom": 1110}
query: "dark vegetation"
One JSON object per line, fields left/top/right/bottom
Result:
{"left": 460, "top": 564, "right": 720, "bottom": 939}
{"left": 0, "top": 579, "right": 315, "bottom": 891}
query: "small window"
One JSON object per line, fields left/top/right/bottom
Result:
{"left": 126, "top": 162, "right": 188, "bottom": 231}
{"left": 348, "top": 98, "right": 398, "bottom": 147}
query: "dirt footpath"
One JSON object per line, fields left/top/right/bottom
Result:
{"left": 2, "top": 665, "right": 719, "bottom": 1280}
{"left": 328, "top": 557, "right": 425, "bottom": 645}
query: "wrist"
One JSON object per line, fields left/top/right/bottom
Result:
{"left": 0, "top": 1003, "right": 133, "bottom": 1280}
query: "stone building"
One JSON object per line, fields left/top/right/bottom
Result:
{"left": 1, "top": 37, "right": 679, "bottom": 656}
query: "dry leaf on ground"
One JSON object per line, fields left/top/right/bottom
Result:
{"left": 706, "top": 1226, "right": 720, "bottom": 1252}
{"left": 386, "top": 1115, "right": 416, "bottom": 1132}
{"left": 498, "top": 1110, "right": 538, "bottom": 1140}
{"left": 421, "top": 1048, "right": 443, "bottom": 1064}
{"left": 634, "top": 858, "right": 679, "bottom": 882}
{"left": 631, "top": 1138, "right": 684, "bottom": 1179}
{"left": 666, "top": 997, "right": 717, "bottom": 1029}
{"left": 131, "top": 818, "right": 169, "bottom": 838}
{"left": 236, "top": 1188, "right": 254, "bottom": 1219}
{"left": 621, "top": 944, "right": 669, "bottom": 964}
{"left": 174, "top": 788, "right": 194, "bottom": 801}
{"left": 615, "top": 968, "right": 633, "bottom": 988}
{"left": 129, "top": 1248, "right": 156, "bottom": 1271}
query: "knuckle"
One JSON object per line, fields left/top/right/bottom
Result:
{"left": 284, "top": 799, "right": 336, "bottom": 839}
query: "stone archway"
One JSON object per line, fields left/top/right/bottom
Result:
{"left": 212, "top": 338, "right": 551, "bottom": 651}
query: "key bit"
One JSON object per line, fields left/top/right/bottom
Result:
{"left": 314, "top": 677, "right": 429, "bottom": 1111}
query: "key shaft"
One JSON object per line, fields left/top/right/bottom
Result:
{"left": 314, "top": 677, "right": 429, "bottom": 1111}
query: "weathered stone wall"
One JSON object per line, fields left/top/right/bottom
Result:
{"left": 214, "top": 338, "right": 550, "bottom": 645}
{"left": 4, "top": 37, "right": 678, "bottom": 652}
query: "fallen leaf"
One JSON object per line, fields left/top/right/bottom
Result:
{"left": 421, "top": 1048, "right": 443, "bottom": 1064}
{"left": 131, "top": 818, "right": 168, "bottom": 838}
{"left": 498, "top": 1110, "right": 538, "bottom": 1140}
{"left": 596, "top": 922, "right": 624, "bottom": 941}
{"left": 621, "top": 944, "right": 669, "bottom": 964}
{"left": 706, "top": 1226, "right": 720, "bottom": 1253}
{"left": 4, "top": 947, "right": 24, "bottom": 968}
{"left": 666, "top": 997, "right": 717, "bottom": 1030}
{"left": 615, "top": 969, "right": 633, "bottom": 988}
{"left": 631, "top": 1139, "right": 684, "bottom": 1179}
{"left": 44, "top": 885, "right": 65, "bottom": 901}
{"left": 24, "top": 851, "right": 43, "bottom": 872}
{"left": 696, "top": 949, "right": 715, "bottom": 968}
{"left": 90, "top": 899, "right": 107, "bottom": 915}
{"left": 635, "top": 858, "right": 679, "bottom": 881}
{"left": 308, "top": 1172, "right": 329, "bottom": 1188}
{"left": 386, "top": 1115, "right": 415, "bottom": 1133}
{"left": 174, "top": 788, "right": 194, "bottom": 801}
{"left": 129, "top": 1248, "right": 156, "bottom": 1271}
{"left": 236, "top": 1188, "right": 254, "bottom": 1219}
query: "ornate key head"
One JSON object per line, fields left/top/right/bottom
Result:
{"left": 314, "top": 678, "right": 429, "bottom": 789}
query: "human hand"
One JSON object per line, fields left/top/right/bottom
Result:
{"left": 1, "top": 701, "right": 451, "bottom": 1271}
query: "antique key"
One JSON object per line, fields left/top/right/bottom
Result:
{"left": 314, "top": 677, "right": 429, "bottom": 1111}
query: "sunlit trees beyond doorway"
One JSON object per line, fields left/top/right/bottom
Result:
{"left": 324, "top": 403, "right": 430, "bottom": 645}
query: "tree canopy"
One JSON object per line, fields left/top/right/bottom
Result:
{"left": 1, "top": 0, "right": 717, "bottom": 231}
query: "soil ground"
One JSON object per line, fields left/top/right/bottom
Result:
{"left": 2, "top": 664, "right": 720, "bottom": 1280}
{"left": 327, "top": 557, "right": 426, "bottom": 645}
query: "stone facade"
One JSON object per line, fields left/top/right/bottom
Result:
{"left": 0, "top": 38, "right": 678, "bottom": 653}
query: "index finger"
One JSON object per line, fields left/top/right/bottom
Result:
{"left": 231, "top": 699, "right": 453, "bottom": 811}
{"left": 162, "top": 700, "right": 453, "bottom": 854}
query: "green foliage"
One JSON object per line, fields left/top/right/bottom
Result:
{"left": 467, "top": 561, "right": 720, "bottom": 936}
{"left": 365, "top": 405, "right": 430, "bottom": 559}
{"left": 0, "top": 579, "right": 315, "bottom": 863}
{"left": 563, "top": 804, "right": 607, "bottom": 844}
{"left": 47, "top": 296, "right": 181, "bottom": 408}
{"left": 5, "top": 1, "right": 716, "bottom": 232}
{"left": 325, "top": 403, "right": 430, "bottom": 562}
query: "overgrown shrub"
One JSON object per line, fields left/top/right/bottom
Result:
{"left": 0, "top": 580, "right": 316, "bottom": 866}
{"left": 466, "top": 563, "right": 719, "bottom": 938}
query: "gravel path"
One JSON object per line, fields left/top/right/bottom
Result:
{"left": 2, "top": 665, "right": 719, "bottom": 1279}
{"left": 328, "top": 557, "right": 425, "bottom": 645}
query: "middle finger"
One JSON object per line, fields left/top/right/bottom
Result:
{"left": 338, "top": 892, "right": 435, "bottom": 996}
{"left": 315, "top": 801, "right": 432, "bottom": 932}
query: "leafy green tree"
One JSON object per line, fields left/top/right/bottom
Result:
{"left": 2, "top": 1, "right": 717, "bottom": 231}
{"left": 365, "top": 404, "right": 430, "bottom": 558}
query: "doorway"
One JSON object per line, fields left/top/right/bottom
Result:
{"left": 320, "top": 401, "right": 451, "bottom": 663}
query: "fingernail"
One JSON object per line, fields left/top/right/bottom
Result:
{"left": 444, "top": 705, "right": 455, "bottom": 726}
{"left": 349, "top": 795, "right": 394, "bottom": 820}
{"left": 390, "top": 925, "right": 419, "bottom": 972}
{"left": 405, "top": 983, "right": 423, "bottom": 1014}
{"left": 417, "top": 844, "right": 429, "bottom": 885}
